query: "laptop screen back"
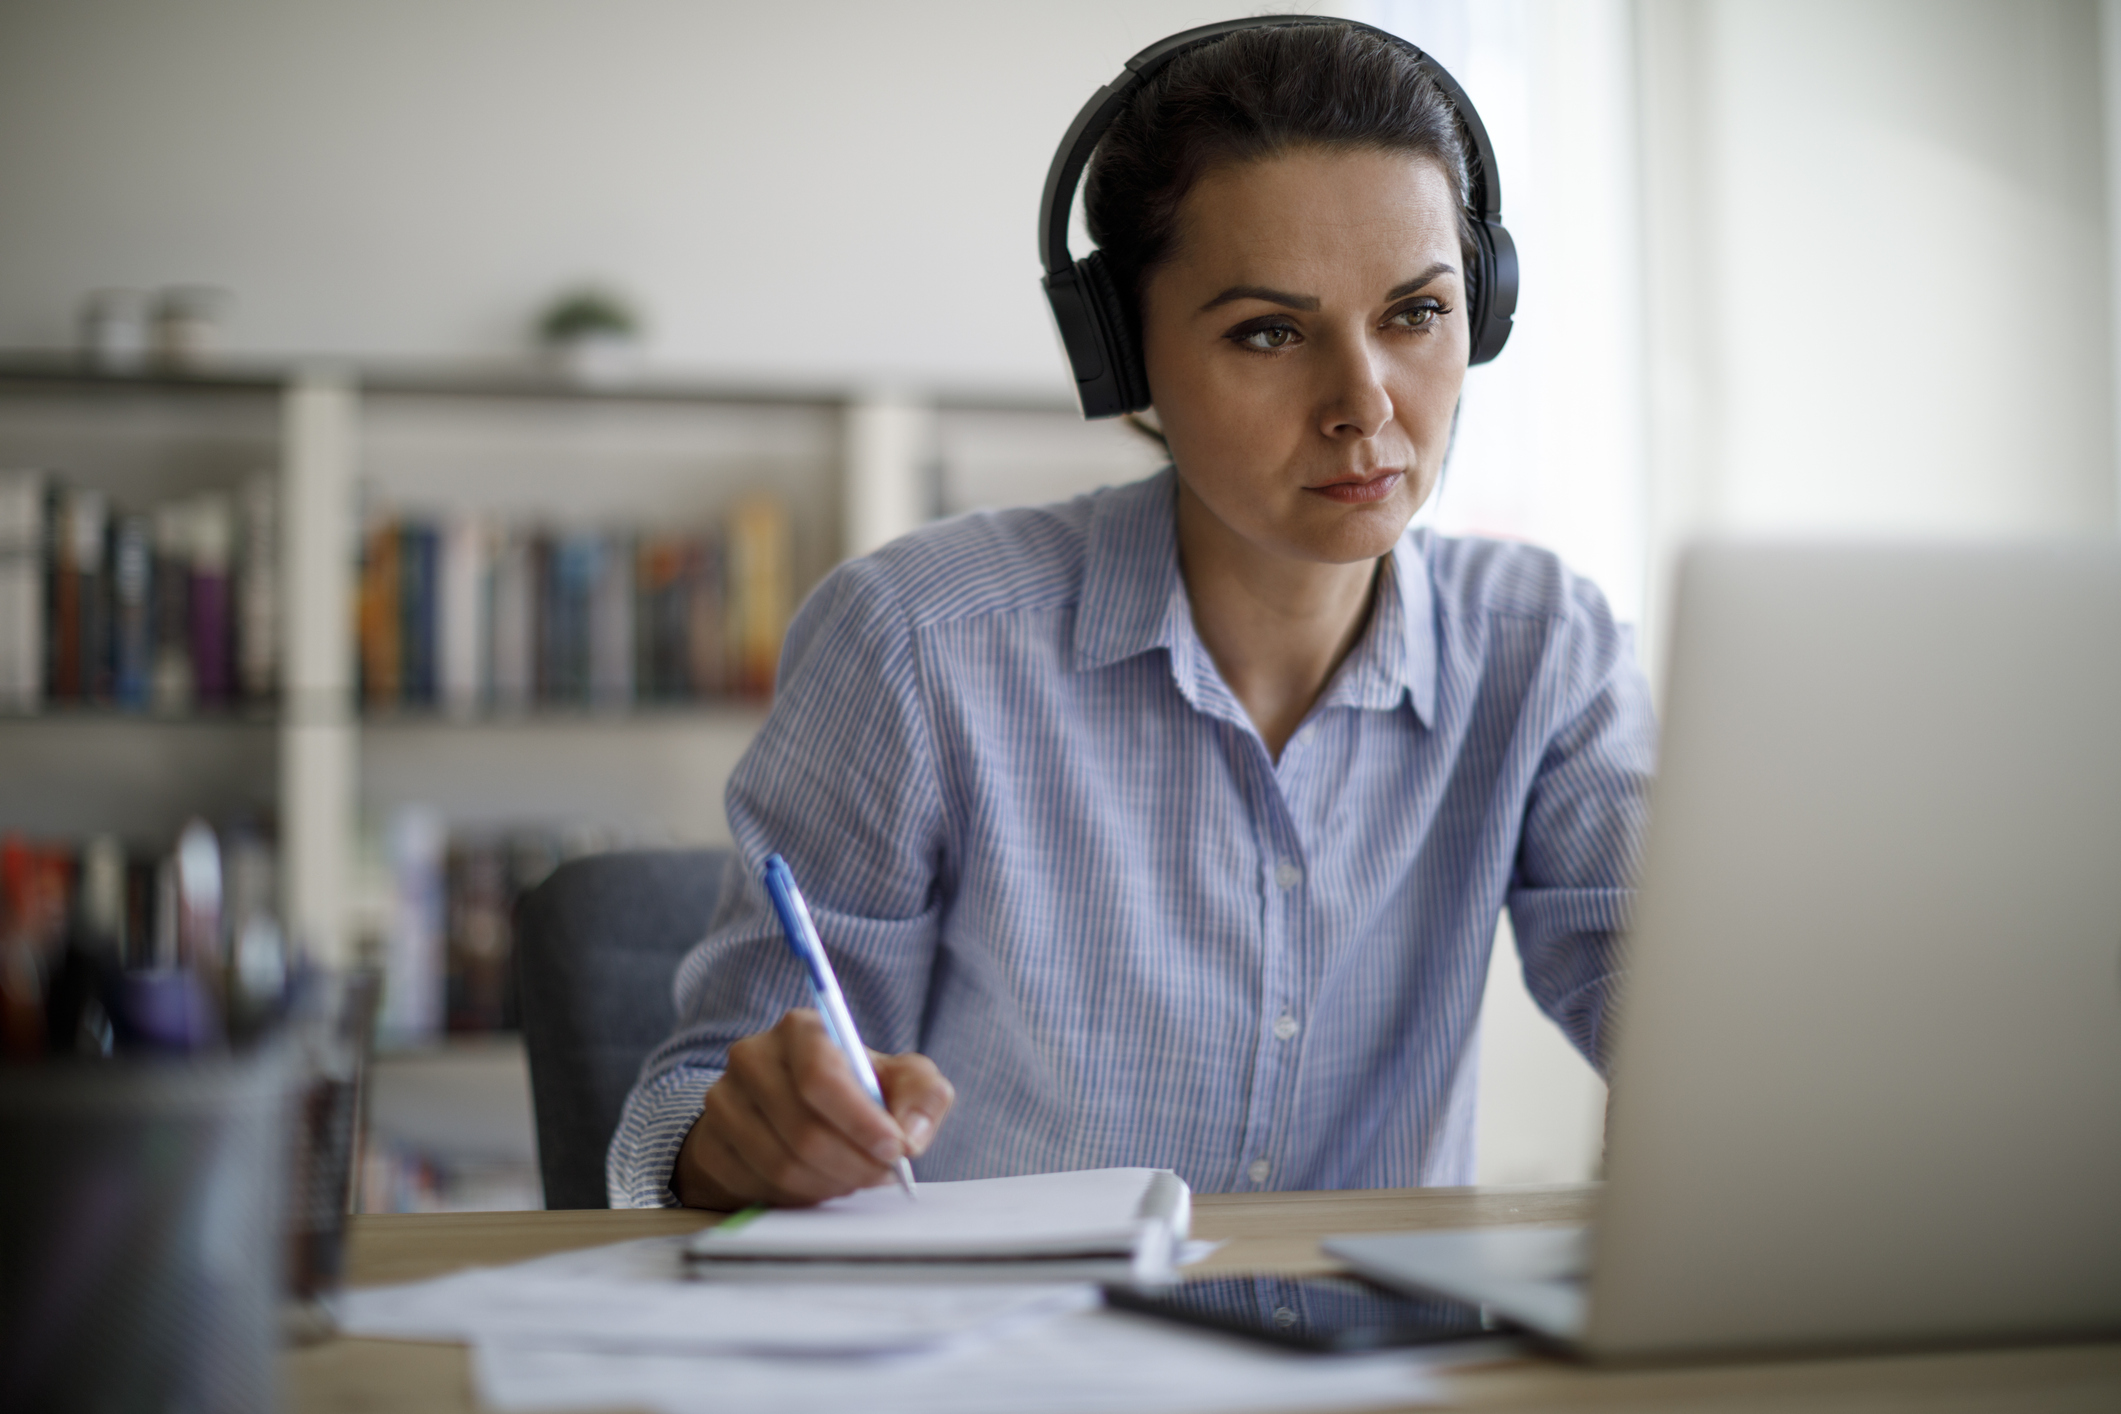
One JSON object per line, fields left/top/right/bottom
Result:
{"left": 1591, "top": 542, "right": 2121, "bottom": 1359}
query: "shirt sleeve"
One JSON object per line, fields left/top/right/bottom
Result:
{"left": 1504, "top": 573, "right": 1657, "bottom": 1073}
{"left": 604, "top": 553, "right": 953, "bottom": 1209}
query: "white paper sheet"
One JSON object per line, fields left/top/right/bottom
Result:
{"left": 336, "top": 1235, "right": 1097, "bottom": 1356}
{"left": 471, "top": 1306, "right": 1459, "bottom": 1414}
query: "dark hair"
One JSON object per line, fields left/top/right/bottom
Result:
{"left": 1083, "top": 22, "right": 1476, "bottom": 337}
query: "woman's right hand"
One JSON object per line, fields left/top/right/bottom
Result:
{"left": 671, "top": 1008, "right": 955, "bottom": 1209}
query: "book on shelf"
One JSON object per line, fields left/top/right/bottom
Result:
{"left": 488, "top": 530, "right": 535, "bottom": 711}
{"left": 399, "top": 522, "right": 438, "bottom": 708}
{"left": 359, "top": 520, "right": 402, "bottom": 709}
{"left": 111, "top": 512, "right": 152, "bottom": 708}
{"left": 378, "top": 806, "right": 445, "bottom": 1045}
{"left": 50, "top": 487, "right": 109, "bottom": 703}
{"left": 0, "top": 472, "right": 44, "bottom": 712}
{"left": 442, "top": 836, "right": 517, "bottom": 1034}
{"left": 0, "top": 469, "right": 277, "bottom": 716}
{"left": 538, "top": 531, "right": 596, "bottom": 705}
{"left": 237, "top": 477, "right": 276, "bottom": 703}
{"left": 589, "top": 531, "right": 635, "bottom": 708}
{"left": 189, "top": 493, "right": 234, "bottom": 707}
{"left": 150, "top": 501, "right": 192, "bottom": 711}
{"left": 638, "top": 534, "right": 714, "bottom": 699}
{"left": 726, "top": 495, "right": 789, "bottom": 697}
{"left": 356, "top": 493, "right": 790, "bottom": 716}
{"left": 437, "top": 517, "right": 485, "bottom": 718}
{"left": 357, "top": 815, "right": 646, "bottom": 1043}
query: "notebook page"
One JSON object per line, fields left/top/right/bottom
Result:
{"left": 691, "top": 1168, "right": 1172, "bottom": 1259}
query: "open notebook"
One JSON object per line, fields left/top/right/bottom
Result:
{"left": 684, "top": 1168, "right": 1192, "bottom": 1285}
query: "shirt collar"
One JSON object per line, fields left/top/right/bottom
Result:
{"left": 1071, "top": 468, "right": 1438, "bottom": 728}
{"left": 1073, "top": 469, "right": 1191, "bottom": 673}
{"left": 1316, "top": 531, "right": 1438, "bottom": 726}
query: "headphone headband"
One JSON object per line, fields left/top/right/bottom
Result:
{"left": 1039, "top": 15, "right": 1518, "bottom": 418}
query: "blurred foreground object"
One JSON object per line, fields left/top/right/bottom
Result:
{"left": 283, "top": 967, "right": 381, "bottom": 1342}
{"left": 535, "top": 286, "right": 642, "bottom": 385}
{"left": 0, "top": 1051, "right": 290, "bottom": 1413}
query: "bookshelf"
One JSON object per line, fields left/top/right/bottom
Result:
{"left": 0, "top": 355, "right": 1157, "bottom": 971}
{"left": 0, "top": 355, "right": 1159, "bottom": 1208}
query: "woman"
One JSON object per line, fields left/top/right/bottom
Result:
{"left": 610, "top": 19, "right": 1654, "bottom": 1209}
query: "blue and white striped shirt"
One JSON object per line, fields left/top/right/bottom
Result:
{"left": 609, "top": 469, "right": 1655, "bottom": 1207}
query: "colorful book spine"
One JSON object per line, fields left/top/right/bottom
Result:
{"left": 237, "top": 474, "right": 278, "bottom": 703}
{"left": 46, "top": 486, "right": 77, "bottom": 702}
{"left": 543, "top": 533, "right": 599, "bottom": 706}
{"left": 110, "top": 512, "right": 152, "bottom": 709}
{"left": 358, "top": 519, "right": 402, "bottom": 709}
{"left": 188, "top": 493, "right": 234, "bottom": 707}
{"left": 69, "top": 489, "right": 109, "bottom": 705}
{"left": 0, "top": 472, "right": 44, "bottom": 712}
{"left": 726, "top": 495, "right": 790, "bottom": 698}
{"left": 398, "top": 522, "right": 438, "bottom": 708}
{"left": 379, "top": 806, "right": 446, "bottom": 1046}
{"left": 589, "top": 531, "right": 634, "bottom": 709}
{"left": 684, "top": 536, "right": 726, "bottom": 698}
{"left": 531, "top": 532, "right": 560, "bottom": 703}
{"left": 437, "top": 516, "right": 487, "bottom": 719}
{"left": 635, "top": 536, "right": 682, "bottom": 701}
{"left": 151, "top": 501, "right": 195, "bottom": 713}
{"left": 350, "top": 493, "right": 790, "bottom": 715}
{"left": 487, "top": 527, "right": 534, "bottom": 712}
{"left": 443, "top": 839, "right": 513, "bottom": 1034}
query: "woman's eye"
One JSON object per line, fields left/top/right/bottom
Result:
{"left": 1232, "top": 324, "right": 1299, "bottom": 351}
{"left": 1388, "top": 301, "right": 1446, "bottom": 331}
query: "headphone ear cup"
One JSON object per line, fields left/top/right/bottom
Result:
{"left": 1078, "top": 252, "right": 1152, "bottom": 414}
{"left": 1468, "top": 217, "right": 1517, "bottom": 365}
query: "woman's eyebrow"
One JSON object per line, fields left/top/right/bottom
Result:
{"left": 1199, "top": 284, "right": 1319, "bottom": 313}
{"left": 1385, "top": 263, "right": 1457, "bottom": 300}
{"left": 1199, "top": 261, "right": 1460, "bottom": 313}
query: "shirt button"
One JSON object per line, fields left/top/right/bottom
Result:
{"left": 1272, "top": 1013, "right": 1300, "bottom": 1041}
{"left": 1272, "top": 1306, "right": 1300, "bottom": 1329}
{"left": 1247, "top": 1158, "right": 1271, "bottom": 1184}
{"left": 1274, "top": 860, "right": 1302, "bottom": 890}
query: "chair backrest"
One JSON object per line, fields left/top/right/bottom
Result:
{"left": 514, "top": 847, "right": 730, "bottom": 1208}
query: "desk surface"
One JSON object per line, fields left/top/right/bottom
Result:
{"left": 289, "top": 1184, "right": 2121, "bottom": 1414}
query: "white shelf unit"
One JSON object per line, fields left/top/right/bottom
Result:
{"left": 0, "top": 357, "right": 1161, "bottom": 964}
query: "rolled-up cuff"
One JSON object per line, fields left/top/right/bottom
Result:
{"left": 605, "top": 1064, "right": 720, "bottom": 1208}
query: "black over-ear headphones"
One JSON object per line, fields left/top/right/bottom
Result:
{"left": 1039, "top": 15, "right": 1518, "bottom": 420}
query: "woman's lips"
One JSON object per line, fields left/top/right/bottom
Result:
{"left": 1304, "top": 470, "right": 1404, "bottom": 505}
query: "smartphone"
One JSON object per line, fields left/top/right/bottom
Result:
{"left": 1102, "top": 1273, "right": 1503, "bottom": 1353}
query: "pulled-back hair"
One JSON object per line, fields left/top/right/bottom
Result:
{"left": 1083, "top": 22, "right": 1476, "bottom": 333}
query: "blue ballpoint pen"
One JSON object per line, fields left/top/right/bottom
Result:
{"left": 761, "top": 853, "right": 919, "bottom": 1199}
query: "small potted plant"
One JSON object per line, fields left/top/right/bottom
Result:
{"left": 536, "top": 287, "right": 642, "bottom": 385}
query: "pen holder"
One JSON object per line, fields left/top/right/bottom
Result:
{"left": 0, "top": 1050, "right": 291, "bottom": 1414}
{"left": 283, "top": 967, "right": 381, "bottom": 1342}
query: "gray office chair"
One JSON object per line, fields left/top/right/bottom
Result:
{"left": 514, "top": 847, "right": 731, "bottom": 1208}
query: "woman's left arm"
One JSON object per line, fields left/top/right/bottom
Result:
{"left": 1504, "top": 578, "right": 1658, "bottom": 1072}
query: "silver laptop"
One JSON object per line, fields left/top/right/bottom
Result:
{"left": 1329, "top": 542, "right": 2121, "bottom": 1362}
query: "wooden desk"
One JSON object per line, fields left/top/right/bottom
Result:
{"left": 288, "top": 1184, "right": 2121, "bottom": 1413}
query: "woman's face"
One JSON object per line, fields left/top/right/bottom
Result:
{"left": 1140, "top": 146, "right": 1470, "bottom": 567}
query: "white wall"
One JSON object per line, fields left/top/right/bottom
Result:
{"left": 1356, "top": 0, "right": 1645, "bottom": 1186}
{"left": 1382, "top": 0, "right": 1651, "bottom": 627}
{"left": 0, "top": 0, "right": 1250, "bottom": 392}
{"left": 1638, "top": 0, "right": 2115, "bottom": 676}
